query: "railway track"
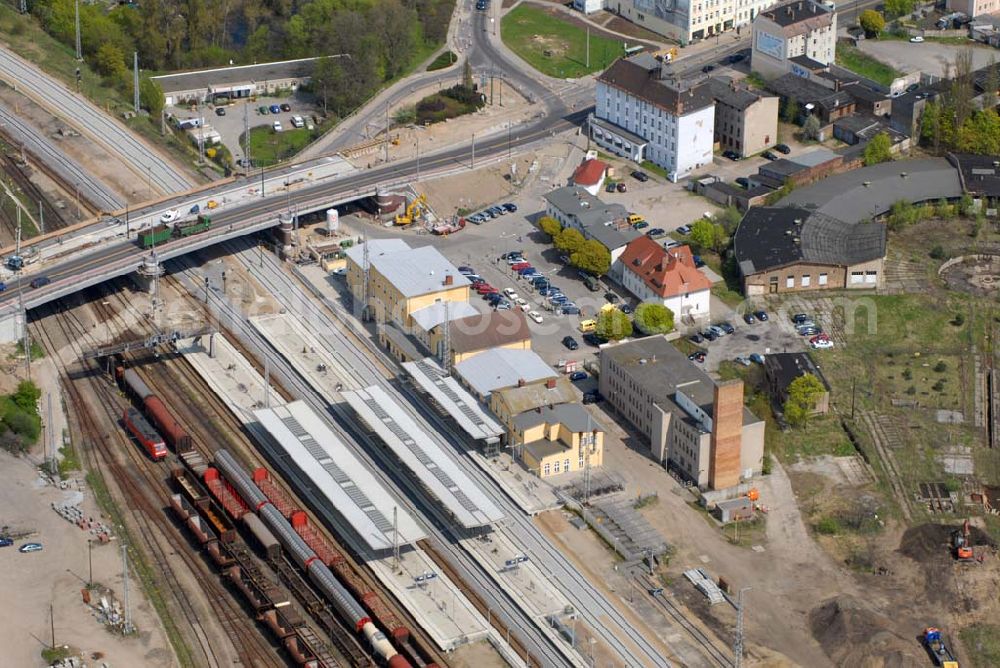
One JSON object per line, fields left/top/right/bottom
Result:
{"left": 32, "top": 291, "right": 282, "bottom": 668}
{"left": 636, "top": 574, "right": 731, "bottom": 668}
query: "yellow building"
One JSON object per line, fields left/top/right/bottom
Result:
{"left": 513, "top": 404, "right": 605, "bottom": 479}
{"left": 345, "top": 239, "right": 471, "bottom": 327}
{"left": 490, "top": 376, "right": 577, "bottom": 430}
{"left": 429, "top": 310, "right": 533, "bottom": 365}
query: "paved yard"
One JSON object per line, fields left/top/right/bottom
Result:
{"left": 856, "top": 39, "right": 998, "bottom": 78}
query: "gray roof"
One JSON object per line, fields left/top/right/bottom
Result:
{"left": 761, "top": 158, "right": 808, "bottom": 179}
{"left": 345, "top": 239, "right": 470, "bottom": 298}
{"left": 590, "top": 115, "right": 648, "bottom": 147}
{"left": 834, "top": 114, "right": 882, "bottom": 134}
{"left": 788, "top": 55, "right": 828, "bottom": 70}
{"left": 948, "top": 152, "right": 1000, "bottom": 197}
{"left": 455, "top": 348, "right": 556, "bottom": 398}
{"left": 410, "top": 300, "right": 480, "bottom": 332}
{"left": 513, "top": 403, "right": 604, "bottom": 433}
{"left": 792, "top": 148, "right": 840, "bottom": 168}
{"left": 767, "top": 74, "right": 855, "bottom": 114}
{"left": 733, "top": 207, "right": 886, "bottom": 274}
{"left": 584, "top": 220, "right": 642, "bottom": 251}
{"left": 495, "top": 377, "right": 578, "bottom": 416}
{"left": 707, "top": 78, "right": 768, "bottom": 111}
{"left": 402, "top": 358, "right": 504, "bottom": 441}
{"left": 544, "top": 186, "right": 638, "bottom": 250}
{"left": 758, "top": 0, "right": 834, "bottom": 29}
{"left": 152, "top": 57, "right": 320, "bottom": 93}
{"left": 778, "top": 157, "right": 963, "bottom": 222}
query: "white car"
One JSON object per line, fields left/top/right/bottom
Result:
{"left": 515, "top": 297, "right": 529, "bottom": 310}
{"left": 811, "top": 338, "right": 834, "bottom": 349}
{"left": 332, "top": 267, "right": 347, "bottom": 276}
{"left": 503, "top": 288, "right": 518, "bottom": 298}
{"left": 910, "top": 35, "right": 924, "bottom": 43}
{"left": 527, "top": 310, "right": 543, "bottom": 323}
{"left": 159, "top": 209, "right": 179, "bottom": 223}
{"left": 272, "top": 120, "right": 283, "bottom": 132}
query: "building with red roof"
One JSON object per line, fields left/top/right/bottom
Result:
{"left": 616, "top": 236, "right": 712, "bottom": 324}
{"left": 570, "top": 158, "right": 608, "bottom": 195}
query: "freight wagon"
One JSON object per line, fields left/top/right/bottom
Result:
{"left": 122, "top": 408, "right": 167, "bottom": 460}
{"left": 137, "top": 214, "right": 213, "bottom": 249}
{"left": 119, "top": 368, "right": 193, "bottom": 452}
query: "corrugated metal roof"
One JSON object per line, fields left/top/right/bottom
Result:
{"left": 454, "top": 348, "right": 557, "bottom": 398}
{"left": 403, "top": 358, "right": 504, "bottom": 441}
{"left": 253, "top": 401, "right": 426, "bottom": 551}
{"left": 345, "top": 240, "right": 470, "bottom": 298}
{"left": 410, "top": 301, "right": 480, "bottom": 332}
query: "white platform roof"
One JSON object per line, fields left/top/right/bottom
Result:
{"left": 253, "top": 401, "right": 426, "bottom": 550}
{"left": 342, "top": 385, "right": 505, "bottom": 527}
{"left": 403, "top": 358, "right": 504, "bottom": 443}
{"left": 410, "top": 301, "right": 480, "bottom": 333}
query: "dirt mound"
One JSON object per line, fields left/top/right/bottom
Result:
{"left": 899, "top": 523, "right": 995, "bottom": 563}
{"left": 809, "top": 596, "right": 925, "bottom": 668}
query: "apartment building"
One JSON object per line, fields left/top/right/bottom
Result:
{"left": 707, "top": 78, "right": 779, "bottom": 157}
{"left": 599, "top": 336, "right": 764, "bottom": 490}
{"left": 610, "top": 0, "right": 778, "bottom": 43}
{"left": 751, "top": 0, "right": 837, "bottom": 79}
{"left": 592, "top": 54, "right": 715, "bottom": 181}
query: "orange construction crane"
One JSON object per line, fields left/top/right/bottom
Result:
{"left": 952, "top": 519, "right": 974, "bottom": 561}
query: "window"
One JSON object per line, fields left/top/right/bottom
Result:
{"left": 543, "top": 463, "right": 551, "bottom": 476}
{"left": 564, "top": 458, "right": 571, "bottom": 472}
{"left": 865, "top": 271, "right": 878, "bottom": 283}
{"left": 553, "top": 460, "right": 561, "bottom": 474}
{"left": 786, "top": 275, "right": 795, "bottom": 288}
{"left": 851, "top": 272, "right": 864, "bottom": 284}
{"left": 818, "top": 273, "right": 828, "bottom": 285}
{"left": 801, "top": 274, "right": 811, "bottom": 287}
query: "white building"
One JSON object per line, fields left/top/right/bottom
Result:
{"left": 751, "top": 0, "right": 837, "bottom": 79}
{"left": 610, "top": 0, "right": 778, "bottom": 44}
{"left": 573, "top": 0, "right": 604, "bottom": 13}
{"left": 616, "top": 236, "right": 712, "bottom": 324}
{"left": 542, "top": 186, "right": 642, "bottom": 265}
{"left": 592, "top": 55, "right": 715, "bottom": 182}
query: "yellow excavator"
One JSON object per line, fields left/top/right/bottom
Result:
{"left": 394, "top": 193, "right": 427, "bottom": 226}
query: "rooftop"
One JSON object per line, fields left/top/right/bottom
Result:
{"left": 764, "top": 352, "right": 831, "bottom": 394}
{"left": 758, "top": 0, "right": 835, "bottom": 32}
{"left": 455, "top": 348, "right": 557, "bottom": 398}
{"left": 833, "top": 114, "right": 883, "bottom": 134}
{"left": 619, "top": 237, "right": 712, "bottom": 298}
{"left": 345, "top": 240, "right": 470, "bottom": 298}
{"left": 707, "top": 77, "right": 769, "bottom": 111}
{"left": 512, "top": 402, "right": 604, "bottom": 434}
{"left": 572, "top": 158, "right": 609, "bottom": 187}
{"left": 402, "top": 358, "right": 505, "bottom": 442}
{"left": 733, "top": 207, "right": 886, "bottom": 275}
{"left": 791, "top": 148, "right": 840, "bottom": 168}
{"left": 778, "top": 157, "right": 962, "bottom": 222}
{"left": 494, "top": 377, "right": 578, "bottom": 416}
{"left": 252, "top": 401, "right": 427, "bottom": 551}
{"left": 444, "top": 309, "right": 533, "bottom": 354}
{"left": 341, "top": 385, "right": 505, "bottom": 527}
{"left": 788, "top": 54, "right": 828, "bottom": 71}
{"left": 544, "top": 186, "right": 629, "bottom": 227}
{"left": 152, "top": 56, "right": 320, "bottom": 94}
{"left": 590, "top": 115, "right": 649, "bottom": 147}
{"left": 948, "top": 152, "right": 1000, "bottom": 197}
{"left": 597, "top": 56, "right": 715, "bottom": 116}
{"left": 410, "top": 301, "right": 480, "bottom": 333}
{"left": 768, "top": 74, "right": 855, "bottom": 114}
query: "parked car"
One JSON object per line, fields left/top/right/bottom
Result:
{"left": 617, "top": 182, "right": 627, "bottom": 193}
{"left": 692, "top": 254, "right": 706, "bottom": 268}
{"left": 718, "top": 322, "right": 735, "bottom": 334}
{"left": 631, "top": 170, "right": 649, "bottom": 182}
{"left": 0, "top": 537, "right": 13, "bottom": 547}
{"left": 722, "top": 150, "right": 741, "bottom": 161}
{"left": 30, "top": 276, "right": 51, "bottom": 289}
{"left": 495, "top": 301, "right": 512, "bottom": 310}
{"left": 528, "top": 311, "right": 543, "bottom": 323}
{"left": 569, "top": 371, "right": 588, "bottom": 381}
{"left": 582, "top": 390, "right": 603, "bottom": 404}
{"left": 676, "top": 225, "right": 691, "bottom": 235}
{"left": 549, "top": 295, "right": 569, "bottom": 304}
{"left": 291, "top": 115, "right": 305, "bottom": 128}
{"left": 517, "top": 267, "right": 537, "bottom": 276}
{"left": 562, "top": 336, "right": 579, "bottom": 351}
{"left": 272, "top": 121, "right": 283, "bottom": 132}
{"left": 606, "top": 182, "right": 618, "bottom": 193}
{"left": 501, "top": 251, "right": 522, "bottom": 259}
{"left": 797, "top": 325, "right": 822, "bottom": 336}
{"left": 688, "top": 334, "right": 704, "bottom": 344}
{"left": 735, "top": 177, "right": 750, "bottom": 188}
{"left": 754, "top": 310, "right": 768, "bottom": 321}
{"left": 762, "top": 150, "right": 778, "bottom": 161}
{"left": 749, "top": 353, "right": 766, "bottom": 364}
{"left": 503, "top": 287, "right": 518, "bottom": 298}
{"left": 560, "top": 305, "right": 580, "bottom": 315}
{"left": 646, "top": 228, "right": 666, "bottom": 238}
{"left": 775, "top": 143, "right": 791, "bottom": 154}
{"left": 620, "top": 304, "right": 633, "bottom": 315}
{"left": 743, "top": 313, "right": 756, "bottom": 324}
{"left": 708, "top": 325, "right": 726, "bottom": 337}
{"left": 458, "top": 266, "right": 475, "bottom": 275}
{"left": 583, "top": 333, "right": 606, "bottom": 347}
{"left": 688, "top": 351, "right": 706, "bottom": 363}
{"left": 280, "top": 103, "right": 292, "bottom": 112}
{"left": 811, "top": 336, "right": 834, "bottom": 349}
{"left": 633, "top": 221, "right": 649, "bottom": 230}
{"left": 605, "top": 292, "right": 620, "bottom": 304}
{"left": 258, "top": 105, "right": 269, "bottom": 115}
{"left": 701, "top": 65, "right": 715, "bottom": 73}
{"left": 702, "top": 329, "right": 718, "bottom": 342}
{"left": 215, "top": 107, "right": 226, "bottom": 116}
{"left": 19, "top": 542, "right": 43, "bottom": 553}
{"left": 515, "top": 297, "right": 529, "bottom": 310}
{"left": 503, "top": 202, "right": 518, "bottom": 212}
{"left": 727, "top": 52, "right": 746, "bottom": 64}
{"left": 511, "top": 261, "right": 531, "bottom": 271}
{"left": 269, "top": 104, "right": 281, "bottom": 114}
{"left": 909, "top": 35, "right": 924, "bottom": 43}
{"left": 160, "top": 209, "right": 179, "bottom": 223}
{"left": 791, "top": 313, "right": 811, "bottom": 324}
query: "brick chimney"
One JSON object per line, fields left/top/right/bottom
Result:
{"left": 546, "top": 378, "right": 557, "bottom": 389}
{"left": 518, "top": 378, "right": 526, "bottom": 387}
{"left": 443, "top": 274, "right": 453, "bottom": 286}
{"left": 709, "top": 380, "right": 744, "bottom": 490}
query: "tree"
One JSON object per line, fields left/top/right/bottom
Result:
{"left": 802, "top": 114, "right": 822, "bottom": 141}
{"left": 984, "top": 57, "right": 999, "bottom": 111}
{"left": 859, "top": 10, "right": 885, "bottom": 37}
{"left": 883, "top": 0, "right": 914, "bottom": 17}
{"left": 555, "top": 228, "right": 586, "bottom": 254}
{"left": 781, "top": 97, "right": 800, "bottom": 124}
{"left": 718, "top": 205, "right": 743, "bottom": 234}
{"left": 463, "top": 58, "right": 473, "bottom": 89}
{"left": 783, "top": 373, "right": 825, "bottom": 428}
{"left": 571, "top": 239, "right": 612, "bottom": 276}
{"left": 633, "top": 303, "right": 675, "bottom": 335}
{"left": 689, "top": 218, "right": 726, "bottom": 253}
{"left": 538, "top": 216, "right": 562, "bottom": 238}
{"left": 312, "top": 56, "right": 345, "bottom": 115}
{"left": 11, "top": 381, "right": 40, "bottom": 413}
{"left": 138, "top": 76, "right": 165, "bottom": 118}
{"left": 94, "top": 43, "right": 126, "bottom": 79}
{"left": 596, "top": 309, "right": 633, "bottom": 341}
{"left": 863, "top": 132, "right": 893, "bottom": 166}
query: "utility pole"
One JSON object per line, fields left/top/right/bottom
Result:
{"left": 88, "top": 540, "right": 93, "bottom": 587}
{"left": 47, "top": 393, "right": 56, "bottom": 477}
{"left": 50, "top": 603, "right": 55, "bottom": 651}
{"left": 38, "top": 200, "right": 43, "bottom": 235}
{"left": 416, "top": 135, "right": 420, "bottom": 182}
{"left": 734, "top": 587, "right": 751, "bottom": 668}
{"left": 264, "top": 355, "right": 271, "bottom": 408}
{"left": 74, "top": 0, "right": 82, "bottom": 61}
{"left": 132, "top": 52, "right": 140, "bottom": 114}
{"left": 198, "top": 106, "right": 205, "bottom": 165}
{"left": 243, "top": 102, "right": 251, "bottom": 168}
{"left": 507, "top": 122, "right": 512, "bottom": 160}
{"left": 499, "top": 69, "right": 503, "bottom": 107}
{"left": 384, "top": 101, "right": 390, "bottom": 164}
{"left": 122, "top": 543, "right": 133, "bottom": 635}
{"left": 393, "top": 506, "right": 400, "bottom": 571}
{"left": 586, "top": 27, "right": 590, "bottom": 69}
{"left": 471, "top": 133, "right": 476, "bottom": 170}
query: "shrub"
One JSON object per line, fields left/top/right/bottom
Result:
{"left": 932, "top": 379, "right": 946, "bottom": 392}
{"left": 934, "top": 361, "right": 947, "bottom": 373}
{"left": 902, "top": 368, "right": 912, "bottom": 380}
{"left": 815, "top": 517, "right": 840, "bottom": 535}
{"left": 905, "top": 385, "right": 917, "bottom": 395}
{"left": 952, "top": 313, "right": 965, "bottom": 326}
{"left": 929, "top": 245, "right": 948, "bottom": 260}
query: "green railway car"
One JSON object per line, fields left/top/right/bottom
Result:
{"left": 176, "top": 214, "right": 212, "bottom": 237}
{"left": 138, "top": 225, "right": 172, "bottom": 249}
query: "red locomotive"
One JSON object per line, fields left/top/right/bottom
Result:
{"left": 122, "top": 407, "right": 167, "bottom": 460}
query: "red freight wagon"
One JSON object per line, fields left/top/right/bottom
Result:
{"left": 122, "top": 408, "right": 167, "bottom": 460}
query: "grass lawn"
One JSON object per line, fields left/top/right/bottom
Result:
{"left": 640, "top": 160, "right": 668, "bottom": 180}
{"left": 501, "top": 5, "right": 625, "bottom": 78}
{"left": 247, "top": 126, "right": 316, "bottom": 165}
{"left": 427, "top": 50, "right": 458, "bottom": 71}
{"left": 835, "top": 45, "right": 902, "bottom": 86}
{"left": 961, "top": 623, "right": 1000, "bottom": 666}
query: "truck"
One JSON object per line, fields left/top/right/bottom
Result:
{"left": 578, "top": 270, "right": 600, "bottom": 292}
{"left": 922, "top": 628, "right": 959, "bottom": 668}
{"left": 137, "top": 214, "right": 213, "bottom": 249}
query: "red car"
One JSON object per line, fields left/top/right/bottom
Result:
{"left": 478, "top": 286, "right": 499, "bottom": 296}
{"left": 809, "top": 333, "right": 830, "bottom": 343}
{"left": 511, "top": 261, "right": 531, "bottom": 271}
{"left": 475, "top": 283, "right": 496, "bottom": 293}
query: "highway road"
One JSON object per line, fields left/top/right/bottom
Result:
{"left": 0, "top": 47, "right": 195, "bottom": 195}
{"left": 0, "top": 103, "right": 125, "bottom": 212}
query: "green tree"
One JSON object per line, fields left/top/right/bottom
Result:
{"left": 783, "top": 373, "right": 826, "bottom": 429}
{"left": 11, "top": 381, "right": 40, "bottom": 413}
{"left": 138, "top": 76, "right": 165, "bottom": 118}
{"left": 555, "top": 228, "right": 586, "bottom": 254}
{"left": 859, "top": 10, "right": 885, "bottom": 37}
{"left": 689, "top": 218, "right": 726, "bottom": 253}
{"left": 718, "top": 205, "right": 743, "bottom": 234}
{"left": 781, "top": 97, "right": 800, "bottom": 124}
{"left": 633, "top": 303, "right": 675, "bottom": 335}
{"left": 596, "top": 309, "right": 633, "bottom": 341}
{"left": 538, "top": 216, "right": 562, "bottom": 238}
{"left": 802, "top": 114, "right": 822, "bottom": 141}
{"left": 863, "top": 132, "right": 893, "bottom": 166}
{"left": 570, "top": 239, "right": 611, "bottom": 276}
{"left": 883, "top": 0, "right": 914, "bottom": 17}
{"left": 94, "top": 43, "right": 126, "bottom": 79}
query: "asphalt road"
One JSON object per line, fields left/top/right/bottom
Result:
{"left": 0, "top": 46, "right": 194, "bottom": 195}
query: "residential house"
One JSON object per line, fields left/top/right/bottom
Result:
{"left": 751, "top": 0, "right": 837, "bottom": 79}
{"left": 571, "top": 158, "right": 609, "bottom": 196}
{"left": 707, "top": 78, "right": 779, "bottom": 158}
{"left": 610, "top": 0, "right": 777, "bottom": 43}
{"left": 543, "top": 186, "right": 642, "bottom": 265}
{"left": 615, "top": 237, "right": 712, "bottom": 324}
